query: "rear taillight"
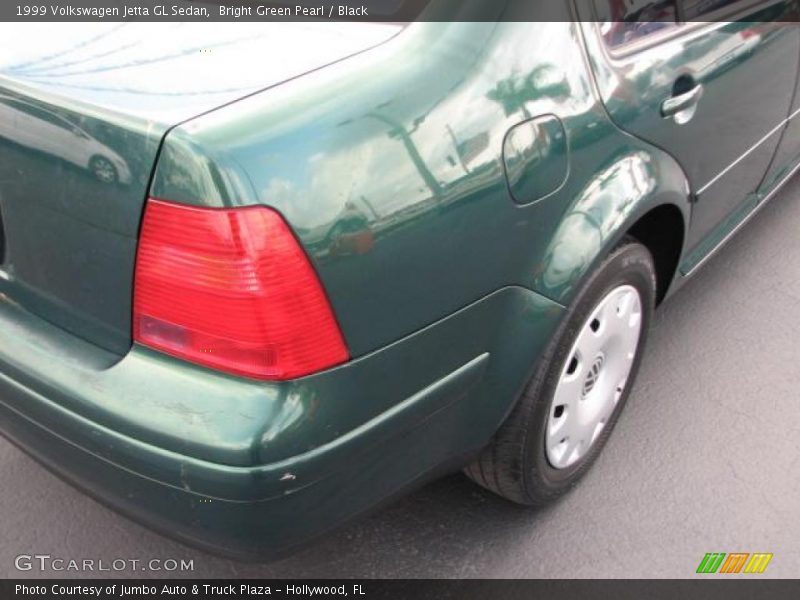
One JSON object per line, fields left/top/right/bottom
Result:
{"left": 133, "top": 198, "right": 349, "bottom": 380}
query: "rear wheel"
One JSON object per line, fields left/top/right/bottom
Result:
{"left": 466, "top": 238, "right": 656, "bottom": 505}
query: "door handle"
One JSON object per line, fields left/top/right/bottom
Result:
{"left": 661, "top": 84, "right": 704, "bottom": 123}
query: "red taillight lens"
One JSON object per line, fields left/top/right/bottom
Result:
{"left": 133, "top": 198, "right": 349, "bottom": 380}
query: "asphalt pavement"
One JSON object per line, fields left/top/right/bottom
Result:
{"left": 2, "top": 177, "right": 799, "bottom": 579}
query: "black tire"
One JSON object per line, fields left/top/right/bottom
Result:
{"left": 89, "top": 155, "right": 118, "bottom": 184}
{"left": 465, "top": 237, "right": 657, "bottom": 505}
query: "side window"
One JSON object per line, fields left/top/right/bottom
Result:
{"left": 594, "top": 1, "right": 679, "bottom": 49}
{"left": 682, "top": 0, "right": 741, "bottom": 19}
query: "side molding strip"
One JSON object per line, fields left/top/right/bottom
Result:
{"left": 684, "top": 157, "right": 800, "bottom": 277}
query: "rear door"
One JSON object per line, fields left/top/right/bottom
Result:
{"left": 759, "top": 44, "right": 800, "bottom": 193}
{"left": 579, "top": 0, "right": 799, "bottom": 267}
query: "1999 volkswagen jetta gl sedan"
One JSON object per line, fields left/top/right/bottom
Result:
{"left": 1, "top": 1, "right": 798, "bottom": 558}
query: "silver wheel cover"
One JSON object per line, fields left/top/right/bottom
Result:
{"left": 546, "top": 284, "right": 643, "bottom": 469}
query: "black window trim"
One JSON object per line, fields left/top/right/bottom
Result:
{"left": 589, "top": 0, "right": 780, "bottom": 58}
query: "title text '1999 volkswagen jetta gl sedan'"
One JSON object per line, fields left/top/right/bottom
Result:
{"left": 0, "top": 0, "right": 798, "bottom": 559}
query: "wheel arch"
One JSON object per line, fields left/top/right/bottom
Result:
{"left": 625, "top": 203, "right": 686, "bottom": 305}
{"left": 529, "top": 148, "right": 691, "bottom": 309}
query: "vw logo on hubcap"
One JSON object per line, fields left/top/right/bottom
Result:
{"left": 582, "top": 355, "right": 604, "bottom": 397}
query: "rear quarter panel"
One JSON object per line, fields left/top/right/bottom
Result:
{"left": 152, "top": 20, "right": 692, "bottom": 358}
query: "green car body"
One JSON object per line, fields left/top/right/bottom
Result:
{"left": 0, "top": 2, "right": 799, "bottom": 558}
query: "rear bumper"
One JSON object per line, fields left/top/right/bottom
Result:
{"left": 0, "top": 353, "right": 489, "bottom": 559}
{"left": 0, "top": 287, "right": 563, "bottom": 559}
